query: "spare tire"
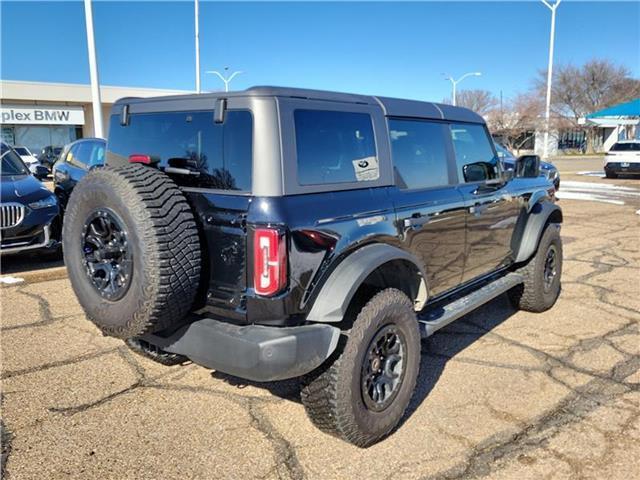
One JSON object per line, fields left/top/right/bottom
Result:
{"left": 63, "top": 164, "right": 201, "bottom": 339}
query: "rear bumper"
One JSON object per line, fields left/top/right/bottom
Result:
{"left": 141, "top": 318, "right": 341, "bottom": 382}
{"left": 604, "top": 162, "right": 640, "bottom": 174}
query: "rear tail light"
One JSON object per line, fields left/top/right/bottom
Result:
{"left": 129, "top": 154, "right": 154, "bottom": 164}
{"left": 253, "top": 228, "right": 287, "bottom": 296}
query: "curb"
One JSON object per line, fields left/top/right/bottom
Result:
{"left": 1, "top": 266, "right": 68, "bottom": 286}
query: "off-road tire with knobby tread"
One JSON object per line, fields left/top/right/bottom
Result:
{"left": 63, "top": 164, "right": 201, "bottom": 339}
{"left": 508, "top": 224, "right": 562, "bottom": 312}
{"left": 300, "top": 288, "right": 421, "bottom": 447}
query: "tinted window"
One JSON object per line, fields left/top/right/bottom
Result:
{"left": 88, "top": 142, "right": 105, "bottom": 167}
{"left": 14, "top": 147, "right": 29, "bottom": 156}
{"left": 107, "top": 110, "right": 252, "bottom": 191}
{"left": 611, "top": 142, "right": 640, "bottom": 151}
{"left": 68, "top": 142, "right": 93, "bottom": 168}
{"left": 295, "top": 110, "right": 378, "bottom": 185}
{"left": 389, "top": 119, "right": 450, "bottom": 189}
{"left": 1, "top": 145, "right": 29, "bottom": 176}
{"left": 450, "top": 124, "right": 499, "bottom": 183}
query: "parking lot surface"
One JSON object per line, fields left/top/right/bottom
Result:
{"left": 1, "top": 158, "right": 639, "bottom": 479}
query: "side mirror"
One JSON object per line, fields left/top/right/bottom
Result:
{"left": 515, "top": 155, "right": 540, "bottom": 178}
{"left": 462, "top": 162, "right": 490, "bottom": 183}
{"left": 502, "top": 167, "right": 514, "bottom": 182}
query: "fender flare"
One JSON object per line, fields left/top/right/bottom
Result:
{"left": 514, "top": 200, "right": 563, "bottom": 263}
{"left": 306, "top": 243, "right": 427, "bottom": 323}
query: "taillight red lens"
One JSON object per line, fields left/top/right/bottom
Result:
{"left": 253, "top": 228, "right": 287, "bottom": 296}
{"left": 129, "top": 154, "right": 152, "bottom": 164}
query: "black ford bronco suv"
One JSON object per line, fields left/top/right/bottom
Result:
{"left": 63, "top": 87, "right": 562, "bottom": 446}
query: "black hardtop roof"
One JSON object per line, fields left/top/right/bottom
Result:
{"left": 114, "top": 86, "right": 485, "bottom": 124}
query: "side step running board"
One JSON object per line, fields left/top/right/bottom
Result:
{"left": 418, "top": 272, "right": 523, "bottom": 337}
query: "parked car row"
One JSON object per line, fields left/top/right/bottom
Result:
{"left": 0, "top": 138, "right": 105, "bottom": 256}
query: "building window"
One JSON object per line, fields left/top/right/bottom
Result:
{"left": 558, "top": 129, "right": 586, "bottom": 151}
{"left": 13, "top": 126, "right": 79, "bottom": 156}
{"left": 1, "top": 126, "right": 15, "bottom": 145}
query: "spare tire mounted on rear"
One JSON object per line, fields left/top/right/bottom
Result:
{"left": 63, "top": 164, "right": 201, "bottom": 339}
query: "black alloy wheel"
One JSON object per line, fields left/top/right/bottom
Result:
{"left": 361, "top": 324, "right": 406, "bottom": 412}
{"left": 543, "top": 244, "right": 558, "bottom": 293}
{"left": 82, "top": 208, "right": 133, "bottom": 301}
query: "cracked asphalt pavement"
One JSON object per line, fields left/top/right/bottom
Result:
{"left": 1, "top": 159, "right": 639, "bottom": 479}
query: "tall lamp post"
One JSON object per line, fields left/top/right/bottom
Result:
{"left": 206, "top": 67, "right": 244, "bottom": 92}
{"left": 541, "top": 0, "right": 561, "bottom": 159}
{"left": 195, "top": 0, "right": 201, "bottom": 93}
{"left": 443, "top": 72, "right": 482, "bottom": 106}
{"left": 83, "top": 0, "right": 103, "bottom": 138}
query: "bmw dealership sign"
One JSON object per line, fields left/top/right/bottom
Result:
{"left": 1, "top": 105, "right": 85, "bottom": 125}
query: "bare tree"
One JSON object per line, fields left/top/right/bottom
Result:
{"left": 487, "top": 93, "right": 544, "bottom": 154}
{"left": 442, "top": 89, "right": 498, "bottom": 116}
{"left": 534, "top": 59, "right": 640, "bottom": 152}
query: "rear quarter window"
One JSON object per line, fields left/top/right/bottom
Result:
{"left": 106, "top": 110, "right": 252, "bottom": 191}
{"left": 294, "top": 109, "right": 378, "bottom": 185}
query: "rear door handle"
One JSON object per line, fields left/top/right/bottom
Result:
{"left": 404, "top": 213, "right": 430, "bottom": 229}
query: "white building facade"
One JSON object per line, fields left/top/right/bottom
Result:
{"left": 1, "top": 80, "right": 189, "bottom": 155}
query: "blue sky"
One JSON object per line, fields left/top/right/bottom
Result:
{"left": 1, "top": 1, "right": 638, "bottom": 102}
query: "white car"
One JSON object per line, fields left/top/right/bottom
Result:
{"left": 12, "top": 146, "right": 48, "bottom": 179}
{"left": 604, "top": 140, "right": 640, "bottom": 178}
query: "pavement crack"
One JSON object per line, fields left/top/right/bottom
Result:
{"left": 1, "top": 347, "right": 120, "bottom": 379}
{"left": 421, "top": 328, "right": 639, "bottom": 480}
{"left": 247, "top": 400, "right": 306, "bottom": 480}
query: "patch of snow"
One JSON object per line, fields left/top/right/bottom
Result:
{"left": 555, "top": 191, "right": 625, "bottom": 205}
{"left": 560, "top": 181, "right": 640, "bottom": 196}
{"left": 577, "top": 171, "right": 605, "bottom": 177}
{"left": 0, "top": 276, "right": 24, "bottom": 285}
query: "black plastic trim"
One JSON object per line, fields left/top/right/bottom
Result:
{"left": 141, "top": 318, "right": 340, "bottom": 382}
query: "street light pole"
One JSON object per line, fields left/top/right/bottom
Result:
{"left": 206, "top": 67, "right": 244, "bottom": 92}
{"left": 83, "top": 0, "right": 104, "bottom": 138}
{"left": 195, "top": 0, "right": 201, "bottom": 93}
{"left": 541, "top": 0, "right": 561, "bottom": 159}
{"left": 443, "top": 72, "right": 482, "bottom": 106}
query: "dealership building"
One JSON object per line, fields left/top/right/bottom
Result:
{"left": 1, "top": 79, "right": 189, "bottom": 155}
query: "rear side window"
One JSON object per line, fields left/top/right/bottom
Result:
{"left": 450, "top": 123, "right": 499, "bottom": 183}
{"left": 88, "top": 142, "right": 105, "bottom": 167}
{"left": 294, "top": 110, "right": 378, "bottom": 185}
{"left": 68, "top": 142, "right": 93, "bottom": 168}
{"left": 107, "top": 110, "right": 252, "bottom": 191}
{"left": 389, "top": 119, "right": 450, "bottom": 189}
{"left": 611, "top": 142, "right": 640, "bottom": 151}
